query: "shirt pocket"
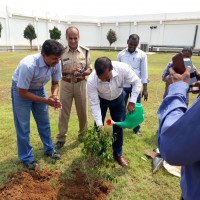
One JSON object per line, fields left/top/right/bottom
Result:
{"left": 62, "top": 59, "right": 72, "bottom": 70}
{"left": 120, "top": 56, "right": 129, "bottom": 63}
{"left": 77, "top": 55, "right": 87, "bottom": 69}
{"left": 31, "top": 77, "right": 46, "bottom": 88}
{"left": 132, "top": 57, "right": 141, "bottom": 70}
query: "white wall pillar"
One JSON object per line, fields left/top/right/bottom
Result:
{"left": 34, "top": 17, "right": 40, "bottom": 50}
{"left": 159, "top": 20, "right": 165, "bottom": 45}
{"left": 97, "top": 22, "right": 101, "bottom": 47}
{"left": 115, "top": 21, "right": 119, "bottom": 50}
{"left": 5, "top": 6, "right": 12, "bottom": 48}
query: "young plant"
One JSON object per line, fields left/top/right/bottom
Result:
{"left": 81, "top": 127, "right": 116, "bottom": 189}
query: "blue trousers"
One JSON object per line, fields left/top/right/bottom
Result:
{"left": 99, "top": 93, "right": 125, "bottom": 157}
{"left": 11, "top": 81, "right": 55, "bottom": 164}
{"left": 124, "top": 87, "right": 141, "bottom": 132}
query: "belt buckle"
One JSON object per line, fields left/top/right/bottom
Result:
{"left": 72, "top": 77, "right": 77, "bottom": 83}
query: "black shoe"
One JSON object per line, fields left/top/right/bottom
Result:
{"left": 24, "top": 161, "right": 39, "bottom": 170}
{"left": 45, "top": 152, "right": 61, "bottom": 160}
{"left": 134, "top": 130, "right": 142, "bottom": 136}
{"left": 55, "top": 141, "right": 65, "bottom": 150}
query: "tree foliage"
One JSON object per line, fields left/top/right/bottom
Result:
{"left": 49, "top": 26, "right": 61, "bottom": 40}
{"left": 106, "top": 29, "right": 117, "bottom": 47}
{"left": 23, "top": 24, "right": 37, "bottom": 49}
{"left": 0, "top": 22, "right": 2, "bottom": 38}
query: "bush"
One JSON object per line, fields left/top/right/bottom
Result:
{"left": 0, "top": 22, "right": 2, "bottom": 38}
{"left": 49, "top": 26, "right": 61, "bottom": 40}
{"left": 23, "top": 24, "right": 37, "bottom": 49}
{"left": 81, "top": 127, "right": 116, "bottom": 189}
{"left": 107, "top": 29, "right": 117, "bottom": 49}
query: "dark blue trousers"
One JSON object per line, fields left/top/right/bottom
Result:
{"left": 99, "top": 93, "right": 125, "bottom": 157}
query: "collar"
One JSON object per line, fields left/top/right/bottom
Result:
{"left": 126, "top": 47, "right": 139, "bottom": 54}
{"left": 66, "top": 45, "right": 81, "bottom": 53}
{"left": 38, "top": 53, "right": 49, "bottom": 68}
{"left": 97, "top": 68, "right": 118, "bottom": 82}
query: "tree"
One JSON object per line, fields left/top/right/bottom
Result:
{"left": 23, "top": 24, "right": 37, "bottom": 49}
{"left": 49, "top": 26, "right": 61, "bottom": 40}
{"left": 0, "top": 22, "right": 2, "bottom": 38}
{"left": 106, "top": 29, "right": 117, "bottom": 49}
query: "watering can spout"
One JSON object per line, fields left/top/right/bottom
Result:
{"left": 106, "top": 119, "right": 115, "bottom": 126}
{"left": 106, "top": 103, "right": 144, "bottom": 129}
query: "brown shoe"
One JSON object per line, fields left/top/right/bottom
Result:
{"left": 114, "top": 155, "right": 128, "bottom": 167}
{"left": 55, "top": 141, "right": 65, "bottom": 150}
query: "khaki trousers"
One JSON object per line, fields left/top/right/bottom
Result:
{"left": 56, "top": 79, "right": 88, "bottom": 142}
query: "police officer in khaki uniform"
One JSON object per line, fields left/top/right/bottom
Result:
{"left": 56, "top": 26, "right": 92, "bottom": 149}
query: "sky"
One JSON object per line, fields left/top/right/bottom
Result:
{"left": 1, "top": 0, "right": 200, "bottom": 17}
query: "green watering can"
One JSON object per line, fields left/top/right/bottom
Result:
{"left": 106, "top": 103, "right": 144, "bottom": 129}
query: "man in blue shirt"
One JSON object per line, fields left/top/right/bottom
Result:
{"left": 11, "top": 39, "right": 65, "bottom": 170}
{"left": 162, "top": 47, "right": 196, "bottom": 103}
{"left": 158, "top": 66, "right": 200, "bottom": 200}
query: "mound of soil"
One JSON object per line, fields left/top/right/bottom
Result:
{"left": 0, "top": 168, "right": 112, "bottom": 200}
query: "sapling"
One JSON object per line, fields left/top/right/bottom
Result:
{"left": 81, "top": 127, "right": 116, "bottom": 191}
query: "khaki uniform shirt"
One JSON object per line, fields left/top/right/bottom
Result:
{"left": 61, "top": 45, "right": 92, "bottom": 79}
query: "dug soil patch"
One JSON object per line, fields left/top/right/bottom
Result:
{"left": 0, "top": 168, "right": 112, "bottom": 200}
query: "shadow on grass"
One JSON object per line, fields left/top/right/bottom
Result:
{"left": 56, "top": 140, "right": 80, "bottom": 155}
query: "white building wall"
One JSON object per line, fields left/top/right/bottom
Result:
{"left": 117, "top": 23, "right": 131, "bottom": 47}
{"left": 70, "top": 22, "right": 100, "bottom": 47}
{"left": 0, "top": 5, "right": 200, "bottom": 51}
{"left": 137, "top": 23, "right": 153, "bottom": 45}
{"left": 37, "top": 19, "right": 50, "bottom": 47}
{"left": 162, "top": 22, "right": 197, "bottom": 46}
{"left": 11, "top": 17, "right": 35, "bottom": 45}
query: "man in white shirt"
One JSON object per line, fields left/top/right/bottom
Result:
{"left": 87, "top": 57, "right": 141, "bottom": 167}
{"left": 117, "top": 34, "right": 148, "bottom": 136}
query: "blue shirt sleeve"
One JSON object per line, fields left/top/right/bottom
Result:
{"left": 162, "top": 62, "right": 172, "bottom": 81}
{"left": 51, "top": 63, "right": 62, "bottom": 81}
{"left": 17, "top": 63, "right": 34, "bottom": 89}
{"left": 158, "top": 81, "right": 200, "bottom": 166}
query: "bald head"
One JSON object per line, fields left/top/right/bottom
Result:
{"left": 66, "top": 26, "right": 79, "bottom": 36}
{"left": 66, "top": 26, "right": 80, "bottom": 51}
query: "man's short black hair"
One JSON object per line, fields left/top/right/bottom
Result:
{"left": 128, "top": 34, "right": 140, "bottom": 41}
{"left": 94, "top": 57, "right": 113, "bottom": 76}
{"left": 41, "top": 39, "right": 65, "bottom": 56}
{"left": 182, "top": 47, "right": 193, "bottom": 55}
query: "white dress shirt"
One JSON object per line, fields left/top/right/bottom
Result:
{"left": 87, "top": 61, "right": 141, "bottom": 126}
{"left": 117, "top": 48, "right": 148, "bottom": 84}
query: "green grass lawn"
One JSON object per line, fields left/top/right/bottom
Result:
{"left": 0, "top": 50, "right": 200, "bottom": 200}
